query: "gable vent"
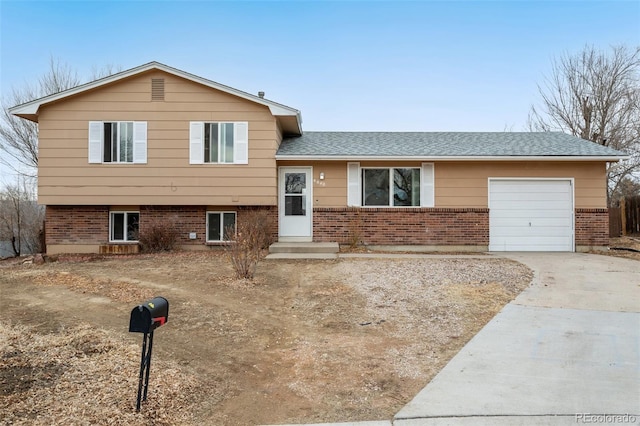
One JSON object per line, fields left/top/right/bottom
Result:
{"left": 151, "top": 78, "right": 165, "bottom": 101}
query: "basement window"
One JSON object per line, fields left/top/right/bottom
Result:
{"left": 110, "top": 211, "right": 139, "bottom": 242}
{"left": 206, "top": 212, "right": 236, "bottom": 242}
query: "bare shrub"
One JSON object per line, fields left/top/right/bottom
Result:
{"left": 348, "top": 209, "right": 364, "bottom": 248}
{"left": 224, "top": 209, "right": 273, "bottom": 279}
{"left": 138, "top": 213, "right": 178, "bottom": 253}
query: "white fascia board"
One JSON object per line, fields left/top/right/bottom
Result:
{"left": 9, "top": 61, "right": 300, "bottom": 119}
{"left": 275, "top": 155, "right": 629, "bottom": 162}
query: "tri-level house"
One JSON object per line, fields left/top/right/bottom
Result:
{"left": 10, "top": 62, "right": 626, "bottom": 254}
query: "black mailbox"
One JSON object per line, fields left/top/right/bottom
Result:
{"left": 129, "top": 297, "right": 169, "bottom": 333}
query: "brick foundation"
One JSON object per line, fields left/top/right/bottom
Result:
{"left": 313, "top": 207, "right": 490, "bottom": 246}
{"left": 45, "top": 205, "right": 277, "bottom": 253}
{"left": 575, "top": 208, "right": 609, "bottom": 248}
{"left": 46, "top": 206, "right": 110, "bottom": 245}
{"left": 45, "top": 205, "right": 609, "bottom": 253}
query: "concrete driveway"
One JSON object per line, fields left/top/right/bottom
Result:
{"left": 395, "top": 253, "right": 640, "bottom": 425}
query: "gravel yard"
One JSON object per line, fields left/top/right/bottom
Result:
{"left": 0, "top": 252, "right": 532, "bottom": 425}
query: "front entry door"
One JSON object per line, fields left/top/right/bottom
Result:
{"left": 279, "top": 167, "right": 312, "bottom": 241}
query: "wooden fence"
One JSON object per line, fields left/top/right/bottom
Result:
{"left": 625, "top": 196, "right": 640, "bottom": 235}
{"left": 609, "top": 207, "right": 622, "bottom": 237}
{"left": 609, "top": 196, "right": 640, "bottom": 237}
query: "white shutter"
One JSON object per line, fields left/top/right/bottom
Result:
{"left": 189, "top": 122, "right": 204, "bottom": 164}
{"left": 421, "top": 162, "right": 434, "bottom": 207}
{"left": 234, "top": 122, "right": 248, "bottom": 164}
{"left": 347, "top": 162, "right": 361, "bottom": 207}
{"left": 88, "top": 121, "right": 103, "bottom": 163}
{"left": 133, "top": 122, "right": 147, "bottom": 164}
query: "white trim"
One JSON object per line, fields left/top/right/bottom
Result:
{"left": 89, "top": 121, "right": 146, "bottom": 164}
{"left": 347, "top": 162, "right": 361, "bottom": 207}
{"left": 488, "top": 178, "right": 575, "bottom": 252}
{"left": 421, "top": 162, "right": 435, "bottom": 207}
{"left": 109, "top": 211, "right": 140, "bottom": 243}
{"left": 278, "top": 166, "right": 313, "bottom": 241}
{"left": 10, "top": 62, "right": 302, "bottom": 133}
{"left": 190, "top": 121, "right": 248, "bottom": 165}
{"left": 360, "top": 166, "right": 423, "bottom": 208}
{"left": 275, "top": 155, "right": 627, "bottom": 162}
{"left": 88, "top": 121, "right": 102, "bottom": 163}
{"left": 233, "top": 122, "right": 249, "bottom": 164}
{"left": 133, "top": 121, "right": 147, "bottom": 164}
{"left": 206, "top": 211, "right": 237, "bottom": 242}
{"left": 189, "top": 122, "right": 204, "bottom": 164}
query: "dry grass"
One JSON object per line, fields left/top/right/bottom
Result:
{"left": 0, "top": 322, "right": 200, "bottom": 426}
{"left": 0, "top": 253, "right": 533, "bottom": 425}
{"left": 30, "top": 271, "right": 155, "bottom": 303}
{"left": 604, "top": 236, "right": 640, "bottom": 261}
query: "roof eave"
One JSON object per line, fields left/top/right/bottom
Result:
{"left": 275, "top": 155, "right": 628, "bottom": 162}
{"left": 9, "top": 61, "right": 302, "bottom": 127}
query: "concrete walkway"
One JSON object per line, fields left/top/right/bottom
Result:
{"left": 395, "top": 253, "right": 640, "bottom": 425}
{"left": 267, "top": 253, "right": 640, "bottom": 426}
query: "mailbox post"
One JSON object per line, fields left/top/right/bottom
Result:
{"left": 129, "top": 296, "right": 169, "bottom": 412}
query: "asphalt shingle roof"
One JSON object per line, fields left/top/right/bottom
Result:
{"left": 277, "top": 132, "right": 626, "bottom": 158}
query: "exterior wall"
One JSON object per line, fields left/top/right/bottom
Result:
{"left": 313, "top": 207, "right": 489, "bottom": 246}
{"left": 277, "top": 160, "right": 608, "bottom": 209}
{"left": 278, "top": 159, "right": 609, "bottom": 249}
{"left": 37, "top": 70, "right": 281, "bottom": 206}
{"left": 45, "top": 205, "right": 276, "bottom": 254}
{"left": 46, "top": 206, "right": 110, "bottom": 248}
{"left": 575, "top": 208, "right": 609, "bottom": 249}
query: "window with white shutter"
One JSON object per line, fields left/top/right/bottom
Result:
{"left": 87, "top": 121, "right": 147, "bottom": 164}
{"left": 189, "top": 121, "right": 248, "bottom": 165}
{"left": 347, "top": 162, "right": 435, "bottom": 207}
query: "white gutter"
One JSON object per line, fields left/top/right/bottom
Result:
{"left": 275, "top": 155, "right": 629, "bottom": 162}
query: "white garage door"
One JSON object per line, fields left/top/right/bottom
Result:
{"left": 489, "top": 179, "right": 574, "bottom": 252}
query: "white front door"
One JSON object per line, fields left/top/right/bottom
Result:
{"left": 278, "top": 167, "right": 312, "bottom": 241}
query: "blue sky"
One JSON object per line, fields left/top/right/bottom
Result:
{"left": 1, "top": 0, "right": 639, "bottom": 133}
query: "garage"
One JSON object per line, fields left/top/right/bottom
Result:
{"left": 489, "top": 179, "right": 574, "bottom": 251}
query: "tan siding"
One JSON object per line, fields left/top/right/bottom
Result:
{"left": 37, "top": 70, "right": 280, "bottom": 206}
{"left": 39, "top": 195, "right": 276, "bottom": 206}
{"left": 279, "top": 160, "right": 608, "bottom": 209}
{"left": 41, "top": 185, "right": 275, "bottom": 196}
{"left": 39, "top": 166, "right": 275, "bottom": 178}
{"left": 436, "top": 161, "right": 607, "bottom": 208}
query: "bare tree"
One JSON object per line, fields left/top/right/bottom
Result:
{"left": 0, "top": 57, "right": 121, "bottom": 179}
{"left": 0, "top": 177, "right": 44, "bottom": 257}
{"left": 0, "top": 57, "right": 81, "bottom": 178}
{"left": 528, "top": 45, "right": 640, "bottom": 202}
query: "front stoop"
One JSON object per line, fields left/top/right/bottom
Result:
{"left": 266, "top": 242, "right": 339, "bottom": 259}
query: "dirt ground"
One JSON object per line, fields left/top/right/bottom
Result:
{"left": 606, "top": 235, "right": 640, "bottom": 261}
{"left": 0, "top": 252, "right": 533, "bottom": 425}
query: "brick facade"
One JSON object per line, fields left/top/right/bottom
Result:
{"left": 45, "top": 205, "right": 277, "bottom": 250}
{"left": 575, "top": 208, "right": 609, "bottom": 247}
{"left": 313, "top": 207, "right": 490, "bottom": 246}
{"left": 46, "top": 205, "right": 609, "bottom": 252}
{"left": 46, "top": 206, "right": 110, "bottom": 245}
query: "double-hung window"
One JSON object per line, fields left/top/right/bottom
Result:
{"left": 190, "top": 122, "right": 248, "bottom": 165}
{"left": 110, "top": 211, "right": 139, "bottom": 242}
{"left": 206, "top": 212, "right": 236, "bottom": 242}
{"left": 348, "top": 163, "right": 435, "bottom": 207}
{"left": 88, "top": 121, "right": 147, "bottom": 164}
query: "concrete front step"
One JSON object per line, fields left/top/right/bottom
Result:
{"left": 268, "top": 242, "right": 339, "bottom": 254}
{"left": 265, "top": 252, "right": 338, "bottom": 260}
